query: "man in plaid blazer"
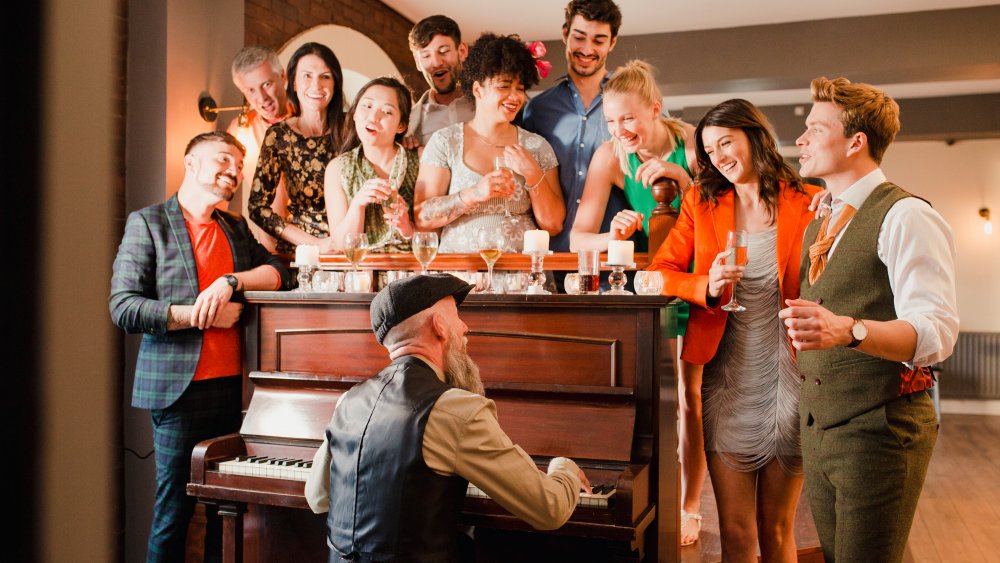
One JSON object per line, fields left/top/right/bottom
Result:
{"left": 110, "top": 131, "right": 291, "bottom": 562}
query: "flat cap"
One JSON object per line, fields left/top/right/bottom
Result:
{"left": 370, "top": 273, "right": 474, "bottom": 345}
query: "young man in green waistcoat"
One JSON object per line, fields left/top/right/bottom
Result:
{"left": 778, "top": 77, "right": 959, "bottom": 562}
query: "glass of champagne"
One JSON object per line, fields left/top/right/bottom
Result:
{"left": 381, "top": 186, "right": 403, "bottom": 247}
{"left": 721, "top": 229, "right": 748, "bottom": 312}
{"left": 476, "top": 227, "right": 505, "bottom": 294}
{"left": 343, "top": 232, "right": 368, "bottom": 279}
{"left": 412, "top": 231, "right": 439, "bottom": 275}
{"left": 380, "top": 153, "right": 407, "bottom": 246}
{"left": 493, "top": 155, "right": 518, "bottom": 228}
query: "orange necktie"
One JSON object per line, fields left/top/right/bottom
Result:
{"left": 808, "top": 204, "right": 857, "bottom": 284}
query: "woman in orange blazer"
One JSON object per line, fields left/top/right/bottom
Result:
{"left": 648, "top": 99, "right": 822, "bottom": 563}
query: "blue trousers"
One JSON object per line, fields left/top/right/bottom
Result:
{"left": 148, "top": 376, "right": 241, "bottom": 563}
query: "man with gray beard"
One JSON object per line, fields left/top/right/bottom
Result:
{"left": 306, "top": 274, "right": 588, "bottom": 562}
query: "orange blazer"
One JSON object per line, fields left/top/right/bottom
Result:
{"left": 648, "top": 183, "right": 822, "bottom": 365}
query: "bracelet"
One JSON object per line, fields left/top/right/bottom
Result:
{"left": 457, "top": 189, "right": 472, "bottom": 207}
{"left": 525, "top": 174, "right": 545, "bottom": 193}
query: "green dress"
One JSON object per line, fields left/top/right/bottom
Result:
{"left": 336, "top": 144, "right": 418, "bottom": 253}
{"left": 622, "top": 136, "right": 691, "bottom": 336}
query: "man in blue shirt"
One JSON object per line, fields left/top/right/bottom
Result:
{"left": 523, "top": 0, "right": 623, "bottom": 252}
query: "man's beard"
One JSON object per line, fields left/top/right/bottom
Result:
{"left": 433, "top": 80, "right": 457, "bottom": 95}
{"left": 443, "top": 338, "right": 484, "bottom": 396}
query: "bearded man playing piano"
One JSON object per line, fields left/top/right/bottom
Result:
{"left": 305, "top": 274, "right": 590, "bottom": 562}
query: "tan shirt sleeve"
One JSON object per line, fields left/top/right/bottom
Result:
{"left": 305, "top": 434, "right": 332, "bottom": 513}
{"left": 422, "top": 388, "right": 582, "bottom": 530}
{"left": 303, "top": 386, "right": 583, "bottom": 528}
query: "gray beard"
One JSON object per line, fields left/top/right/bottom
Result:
{"left": 443, "top": 342, "right": 484, "bottom": 396}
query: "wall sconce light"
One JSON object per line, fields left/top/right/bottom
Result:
{"left": 198, "top": 94, "right": 248, "bottom": 127}
{"left": 980, "top": 207, "right": 993, "bottom": 235}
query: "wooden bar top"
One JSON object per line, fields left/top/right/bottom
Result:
{"left": 282, "top": 251, "right": 653, "bottom": 271}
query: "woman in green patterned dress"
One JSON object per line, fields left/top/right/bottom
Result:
{"left": 324, "top": 77, "right": 417, "bottom": 252}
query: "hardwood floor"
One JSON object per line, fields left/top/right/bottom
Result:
{"left": 188, "top": 414, "right": 999, "bottom": 562}
{"left": 682, "top": 414, "right": 1000, "bottom": 563}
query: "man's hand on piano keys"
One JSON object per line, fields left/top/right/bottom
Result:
{"left": 578, "top": 469, "right": 592, "bottom": 494}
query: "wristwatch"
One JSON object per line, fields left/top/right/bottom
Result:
{"left": 223, "top": 274, "right": 240, "bottom": 292}
{"left": 846, "top": 318, "right": 867, "bottom": 348}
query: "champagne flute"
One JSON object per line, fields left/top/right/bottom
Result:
{"left": 381, "top": 152, "right": 407, "bottom": 245}
{"left": 493, "top": 155, "right": 519, "bottom": 228}
{"left": 412, "top": 231, "right": 439, "bottom": 275}
{"left": 721, "top": 230, "right": 748, "bottom": 312}
{"left": 476, "top": 227, "right": 505, "bottom": 294}
{"left": 343, "top": 232, "right": 368, "bottom": 278}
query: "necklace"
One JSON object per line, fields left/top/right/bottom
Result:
{"left": 467, "top": 124, "right": 510, "bottom": 149}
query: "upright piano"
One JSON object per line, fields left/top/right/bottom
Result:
{"left": 189, "top": 287, "right": 680, "bottom": 561}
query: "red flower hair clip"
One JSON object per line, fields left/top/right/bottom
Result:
{"left": 525, "top": 41, "right": 552, "bottom": 79}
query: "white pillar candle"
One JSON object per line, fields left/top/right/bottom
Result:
{"left": 608, "top": 240, "right": 634, "bottom": 265}
{"left": 522, "top": 230, "right": 549, "bottom": 253}
{"left": 295, "top": 244, "right": 320, "bottom": 266}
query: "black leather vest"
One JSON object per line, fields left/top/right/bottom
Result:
{"left": 326, "top": 356, "right": 468, "bottom": 562}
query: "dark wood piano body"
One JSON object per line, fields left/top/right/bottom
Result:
{"left": 189, "top": 291, "right": 680, "bottom": 562}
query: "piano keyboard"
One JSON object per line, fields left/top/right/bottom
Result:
{"left": 218, "top": 456, "right": 312, "bottom": 481}
{"left": 466, "top": 483, "right": 615, "bottom": 509}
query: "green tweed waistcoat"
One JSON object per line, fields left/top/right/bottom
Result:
{"left": 798, "top": 182, "right": 913, "bottom": 428}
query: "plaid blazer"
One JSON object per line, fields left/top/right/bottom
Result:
{"left": 110, "top": 195, "right": 292, "bottom": 410}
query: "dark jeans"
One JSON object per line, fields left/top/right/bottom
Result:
{"left": 148, "top": 376, "right": 241, "bottom": 563}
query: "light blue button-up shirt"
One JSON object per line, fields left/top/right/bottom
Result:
{"left": 523, "top": 74, "right": 629, "bottom": 251}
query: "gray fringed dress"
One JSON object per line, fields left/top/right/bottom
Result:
{"left": 702, "top": 227, "right": 803, "bottom": 474}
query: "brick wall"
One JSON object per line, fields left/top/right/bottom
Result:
{"left": 244, "top": 0, "right": 423, "bottom": 95}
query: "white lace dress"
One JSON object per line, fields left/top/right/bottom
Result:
{"left": 702, "top": 227, "right": 803, "bottom": 473}
{"left": 420, "top": 123, "right": 558, "bottom": 253}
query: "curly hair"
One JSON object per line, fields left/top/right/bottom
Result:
{"left": 339, "top": 76, "right": 414, "bottom": 153}
{"left": 286, "top": 42, "right": 346, "bottom": 150}
{"left": 459, "top": 33, "right": 539, "bottom": 103}
{"left": 694, "top": 98, "right": 805, "bottom": 223}
{"left": 811, "top": 76, "right": 900, "bottom": 164}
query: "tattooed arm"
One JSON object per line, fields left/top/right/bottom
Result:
{"left": 415, "top": 164, "right": 520, "bottom": 229}
{"left": 414, "top": 163, "right": 470, "bottom": 229}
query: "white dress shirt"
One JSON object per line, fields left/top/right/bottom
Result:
{"left": 825, "top": 169, "right": 960, "bottom": 366}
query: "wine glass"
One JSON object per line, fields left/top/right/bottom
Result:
{"left": 493, "top": 156, "right": 519, "bottom": 229}
{"left": 343, "top": 232, "right": 368, "bottom": 279}
{"left": 721, "top": 230, "right": 748, "bottom": 312}
{"left": 412, "top": 231, "right": 439, "bottom": 275}
{"left": 380, "top": 153, "right": 407, "bottom": 246}
{"left": 476, "top": 227, "right": 505, "bottom": 294}
{"left": 634, "top": 271, "right": 664, "bottom": 296}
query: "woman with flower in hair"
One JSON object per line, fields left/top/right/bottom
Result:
{"left": 413, "top": 33, "right": 565, "bottom": 252}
